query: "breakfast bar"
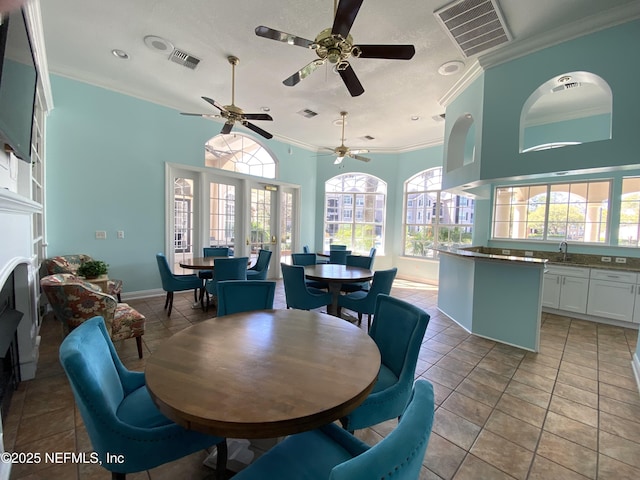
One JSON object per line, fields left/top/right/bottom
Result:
{"left": 437, "top": 247, "right": 547, "bottom": 352}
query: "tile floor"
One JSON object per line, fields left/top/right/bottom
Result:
{"left": 4, "top": 278, "right": 640, "bottom": 479}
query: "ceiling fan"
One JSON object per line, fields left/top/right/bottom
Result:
{"left": 255, "top": 0, "right": 415, "bottom": 97}
{"left": 181, "top": 55, "right": 274, "bottom": 139}
{"left": 321, "top": 111, "right": 371, "bottom": 164}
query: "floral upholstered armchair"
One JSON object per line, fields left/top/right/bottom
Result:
{"left": 43, "top": 254, "right": 123, "bottom": 301}
{"left": 40, "top": 274, "right": 145, "bottom": 358}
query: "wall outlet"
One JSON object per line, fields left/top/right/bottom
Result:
{"left": 601, "top": 256, "right": 612, "bottom": 262}
{"left": 501, "top": 249, "right": 511, "bottom": 255}
{"left": 95, "top": 230, "right": 106, "bottom": 240}
{"left": 524, "top": 251, "right": 534, "bottom": 257}
{"left": 117, "top": 230, "right": 125, "bottom": 239}
{"left": 615, "top": 257, "right": 627, "bottom": 264}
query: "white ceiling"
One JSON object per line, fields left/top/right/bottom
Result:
{"left": 38, "top": 0, "right": 639, "bottom": 153}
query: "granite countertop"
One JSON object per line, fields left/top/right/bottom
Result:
{"left": 461, "top": 246, "right": 640, "bottom": 272}
{"left": 438, "top": 247, "right": 548, "bottom": 266}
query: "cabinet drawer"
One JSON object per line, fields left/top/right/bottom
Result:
{"left": 589, "top": 269, "right": 637, "bottom": 284}
{"left": 544, "top": 265, "right": 590, "bottom": 278}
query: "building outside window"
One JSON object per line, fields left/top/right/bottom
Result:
{"left": 492, "top": 180, "right": 610, "bottom": 243}
{"left": 403, "top": 167, "right": 474, "bottom": 258}
{"left": 324, "top": 173, "right": 386, "bottom": 253}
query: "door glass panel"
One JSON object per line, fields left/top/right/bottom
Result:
{"left": 174, "top": 178, "right": 194, "bottom": 272}
{"left": 209, "top": 182, "right": 236, "bottom": 254}
{"left": 250, "top": 187, "right": 274, "bottom": 263}
{"left": 280, "top": 190, "right": 294, "bottom": 265}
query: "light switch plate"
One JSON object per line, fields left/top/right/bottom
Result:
{"left": 117, "top": 230, "right": 125, "bottom": 239}
{"left": 601, "top": 256, "right": 612, "bottom": 262}
{"left": 615, "top": 257, "right": 627, "bottom": 263}
{"left": 95, "top": 230, "right": 106, "bottom": 240}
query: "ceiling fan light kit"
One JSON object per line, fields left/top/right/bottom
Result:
{"left": 255, "top": 0, "right": 416, "bottom": 97}
{"left": 180, "top": 55, "right": 274, "bottom": 139}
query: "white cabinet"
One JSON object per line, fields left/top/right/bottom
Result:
{"left": 587, "top": 270, "right": 638, "bottom": 323}
{"left": 633, "top": 285, "right": 640, "bottom": 324}
{"left": 542, "top": 266, "right": 590, "bottom": 313}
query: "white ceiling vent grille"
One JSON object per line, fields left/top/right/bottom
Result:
{"left": 434, "top": 0, "right": 511, "bottom": 57}
{"left": 169, "top": 49, "right": 201, "bottom": 69}
{"left": 551, "top": 82, "right": 582, "bottom": 93}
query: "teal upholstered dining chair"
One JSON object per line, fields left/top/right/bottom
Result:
{"left": 204, "top": 257, "right": 248, "bottom": 311}
{"left": 246, "top": 249, "right": 272, "bottom": 280}
{"left": 216, "top": 280, "right": 276, "bottom": 316}
{"left": 340, "top": 294, "right": 430, "bottom": 433}
{"left": 198, "top": 247, "right": 231, "bottom": 281}
{"left": 338, "top": 268, "right": 397, "bottom": 329}
{"left": 155, "top": 253, "right": 202, "bottom": 315}
{"left": 281, "top": 263, "right": 332, "bottom": 311}
{"left": 329, "top": 244, "right": 347, "bottom": 250}
{"left": 292, "top": 252, "right": 327, "bottom": 288}
{"left": 340, "top": 254, "right": 375, "bottom": 293}
{"left": 328, "top": 249, "right": 351, "bottom": 265}
{"left": 232, "top": 379, "right": 435, "bottom": 480}
{"left": 59, "top": 316, "right": 228, "bottom": 480}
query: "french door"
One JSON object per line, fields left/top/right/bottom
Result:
{"left": 168, "top": 165, "right": 298, "bottom": 278}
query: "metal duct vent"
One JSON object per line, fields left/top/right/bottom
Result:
{"left": 434, "top": 0, "right": 511, "bottom": 57}
{"left": 169, "top": 49, "right": 201, "bottom": 69}
{"left": 297, "top": 109, "right": 318, "bottom": 118}
{"left": 551, "top": 82, "right": 582, "bottom": 93}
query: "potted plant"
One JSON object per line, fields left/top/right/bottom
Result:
{"left": 77, "top": 260, "right": 109, "bottom": 279}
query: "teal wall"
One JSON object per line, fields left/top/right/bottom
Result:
{"left": 46, "top": 75, "right": 317, "bottom": 292}
{"left": 522, "top": 113, "right": 611, "bottom": 151}
{"left": 480, "top": 20, "right": 640, "bottom": 180}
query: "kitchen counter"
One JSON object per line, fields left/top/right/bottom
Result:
{"left": 437, "top": 248, "right": 546, "bottom": 352}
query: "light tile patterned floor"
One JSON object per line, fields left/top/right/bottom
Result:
{"left": 4, "top": 278, "right": 640, "bottom": 479}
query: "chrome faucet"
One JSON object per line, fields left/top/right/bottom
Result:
{"left": 559, "top": 241, "right": 569, "bottom": 262}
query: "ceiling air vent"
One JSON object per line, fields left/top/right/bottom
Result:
{"left": 297, "top": 109, "right": 318, "bottom": 118}
{"left": 551, "top": 82, "right": 582, "bottom": 93}
{"left": 169, "top": 49, "right": 201, "bottom": 70}
{"left": 360, "top": 135, "right": 375, "bottom": 141}
{"left": 434, "top": 0, "right": 511, "bottom": 58}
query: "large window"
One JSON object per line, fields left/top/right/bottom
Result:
{"left": 324, "top": 173, "right": 386, "bottom": 253}
{"left": 205, "top": 133, "right": 276, "bottom": 178}
{"left": 492, "top": 181, "right": 610, "bottom": 243}
{"left": 619, "top": 177, "right": 640, "bottom": 247}
{"left": 403, "top": 167, "right": 475, "bottom": 258}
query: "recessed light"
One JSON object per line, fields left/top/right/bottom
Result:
{"left": 438, "top": 60, "right": 464, "bottom": 76}
{"left": 111, "top": 49, "right": 129, "bottom": 59}
{"left": 260, "top": 107, "right": 271, "bottom": 112}
{"left": 144, "top": 35, "right": 174, "bottom": 53}
{"left": 557, "top": 75, "right": 572, "bottom": 84}
{"left": 411, "top": 115, "right": 420, "bottom": 121}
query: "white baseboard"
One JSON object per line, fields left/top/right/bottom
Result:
{"left": 633, "top": 353, "right": 640, "bottom": 396}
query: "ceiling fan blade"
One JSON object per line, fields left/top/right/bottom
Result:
{"left": 242, "top": 113, "right": 273, "bottom": 121}
{"left": 350, "top": 149, "right": 369, "bottom": 155}
{"left": 350, "top": 153, "right": 371, "bottom": 162}
{"left": 255, "top": 26, "right": 315, "bottom": 48}
{"left": 220, "top": 122, "right": 234, "bottom": 135}
{"left": 331, "top": 0, "right": 364, "bottom": 38}
{"left": 202, "top": 97, "right": 226, "bottom": 112}
{"left": 356, "top": 44, "right": 416, "bottom": 60}
{"left": 334, "top": 156, "right": 345, "bottom": 165}
{"left": 180, "top": 112, "right": 212, "bottom": 117}
{"left": 283, "top": 60, "right": 324, "bottom": 87}
{"left": 338, "top": 63, "right": 364, "bottom": 97}
{"left": 243, "top": 121, "right": 273, "bottom": 140}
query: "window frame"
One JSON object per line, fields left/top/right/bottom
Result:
{"left": 491, "top": 179, "right": 611, "bottom": 244}
{"left": 402, "top": 167, "right": 475, "bottom": 259}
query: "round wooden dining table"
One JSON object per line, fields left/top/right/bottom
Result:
{"left": 304, "top": 264, "right": 373, "bottom": 316}
{"left": 145, "top": 309, "right": 381, "bottom": 439}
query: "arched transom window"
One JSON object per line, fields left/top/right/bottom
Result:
{"left": 324, "top": 173, "right": 386, "bottom": 253}
{"left": 205, "top": 133, "right": 276, "bottom": 178}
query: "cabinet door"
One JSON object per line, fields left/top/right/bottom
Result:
{"left": 542, "top": 273, "right": 561, "bottom": 309}
{"left": 634, "top": 285, "right": 640, "bottom": 324}
{"left": 558, "top": 276, "right": 589, "bottom": 314}
{"left": 587, "top": 279, "right": 635, "bottom": 322}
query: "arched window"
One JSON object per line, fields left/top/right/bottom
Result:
{"left": 205, "top": 133, "right": 277, "bottom": 178}
{"left": 403, "top": 167, "right": 475, "bottom": 258}
{"left": 324, "top": 173, "right": 386, "bottom": 253}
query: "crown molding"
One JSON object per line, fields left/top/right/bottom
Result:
{"left": 438, "top": 61, "right": 484, "bottom": 108}
{"left": 478, "top": 3, "right": 640, "bottom": 70}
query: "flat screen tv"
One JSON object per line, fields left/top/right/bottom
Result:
{"left": 0, "top": 8, "right": 37, "bottom": 163}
